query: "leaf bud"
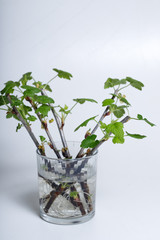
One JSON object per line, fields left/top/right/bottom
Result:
{"left": 85, "top": 130, "right": 91, "bottom": 139}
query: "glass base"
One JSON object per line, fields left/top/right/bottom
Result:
{"left": 40, "top": 210, "right": 95, "bottom": 225}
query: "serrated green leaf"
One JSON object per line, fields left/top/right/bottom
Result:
{"left": 70, "top": 191, "right": 78, "bottom": 198}
{"left": 21, "top": 105, "right": 32, "bottom": 114}
{"left": 80, "top": 134, "right": 99, "bottom": 148}
{"left": 21, "top": 85, "right": 41, "bottom": 92}
{"left": 100, "top": 121, "right": 107, "bottom": 129}
{"left": 73, "top": 98, "right": 98, "bottom": 104}
{"left": 105, "top": 122, "right": 124, "bottom": 143}
{"left": 19, "top": 72, "right": 32, "bottom": 85}
{"left": 32, "top": 81, "right": 43, "bottom": 88}
{"left": 126, "top": 77, "right": 144, "bottom": 90}
{"left": 22, "top": 85, "right": 41, "bottom": 97}
{"left": 53, "top": 68, "right": 73, "bottom": 80}
{"left": 102, "top": 99, "right": 114, "bottom": 106}
{"left": 120, "top": 79, "right": 127, "bottom": 84}
{"left": 111, "top": 105, "right": 125, "bottom": 118}
{"left": 39, "top": 135, "right": 46, "bottom": 142}
{"left": 27, "top": 115, "right": 37, "bottom": 121}
{"left": 118, "top": 96, "right": 130, "bottom": 105}
{"left": 112, "top": 136, "right": 125, "bottom": 144}
{"left": 6, "top": 112, "right": 13, "bottom": 119}
{"left": 17, "top": 104, "right": 31, "bottom": 119}
{"left": 74, "top": 115, "right": 98, "bottom": 132}
{"left": 64, "top": 104, "right": 68, "bottom": 110}
{"left": 23, "top": 90, "right": 35, "bottom": 97}
{"left": 104, "top": 78, "right": 120, "bottom": 89}
{"left": 34, "top": 95, "right": 54, "bottom": 104}
{"left": 32, "top": 82, "right": 52, "bottom": 92}
{"left": 0, "top": 95, "right": 9, "bottom": 106}
{"left": 16, "top": 123, "right": 23, "bottom": 132}
{"left": 1, "top": 81, "right": 20, "bottom": 94}
{"left": 126, "top": 131, "right": 146, "bottom": 139}
{"left": 35, "top": 104, "right": 51, "bottom": 116}
{"left": 0, "top": 94, "right": 21, "bottom": 107}
{"left": 59, "top": 105, "right": 70, "bottom": 114}
{"left": 44, "top": 84, "right": 52, "bottom": 92}
{"left": 10, "top": 95, "right": 22, "bottom": 106}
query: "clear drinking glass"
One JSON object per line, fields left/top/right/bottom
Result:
{"left": 36, "top": 141, "right": 98, "bottom": 225}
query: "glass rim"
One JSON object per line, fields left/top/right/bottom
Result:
{"left": 36, "top": 141, "right": 98, "bottom": 162}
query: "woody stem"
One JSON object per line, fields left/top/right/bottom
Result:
{"left": 41, "top": 89, "right": 71, "bottom": 158}
{"left": 25, "top": 96, "right": 61, "bottom": 159}
{"left": 6, "top": 94, "right": 43, "bottom": 155}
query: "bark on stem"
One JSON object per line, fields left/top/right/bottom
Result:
{"left": 76, "top": 89, "right": 119, "bottom": 158}
{"left": 41, "top": 89, "right": 71, "bottom": 158}
{"left": 38, "top": 174, "right": 86, "bottom": 215}
{"left": 74, "top": 116, "right": 131, "bottom": 175}
{"left": 7, "top": 94, "right": 42, "bottom": 153}
{"left": 70, "top": 185, "right": 86, "bottom": 215}
{"left": 88, "top": 116, "right": 131, "bottom": 156}
{"left": 25, "top": 96, "right": 61, "bottom": 159}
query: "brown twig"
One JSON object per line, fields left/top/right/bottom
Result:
{"left": 76, "top": 89, "right": 118, "bottom": 158}
{"left": 88, "top": 115, "right": 131, "bottom": 156}
{"left": 6, "top": 94, "right": 44, "bottom": 154}
{"left": 41, "top": 89, "right": 71, "bottom": 158}
{"left": 70, "top": 185, "right": 86, "bottom": 215}
{"left": 80, "top": 181, "right": 93, "bottom": 213}
{"left": 25, "top": 96, "right": 61, "bottom": 158}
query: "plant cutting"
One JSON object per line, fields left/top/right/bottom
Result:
{"left": 0, "top": 68, "right": 155, "bottom": 224}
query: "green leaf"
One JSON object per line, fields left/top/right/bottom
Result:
{"left": 0, "top": 95, "right": 9, "bottom": 106}
{"left": 19, "top": 72, "right": 32, "bottom": 85}
{"left": 74, "top": 115, "right": 98, "bottom": 132}
{"left": 100, "top": 121, "right": 107, "bottom": 129}
{"left": 102, "top": 99, "right": 114, "bottom": 106}
{"left": 22, "top": 85, "right": 41, "bottom": 97}
{"left": 80, "top": 134, "right": 99, "bottom": 148}
{"left": 35, "top": 104, "right": 51, "bottom": 117}
{"left": 44, "top": 84, "right": 52, "bottom": 92}
{"left": 32, "top": 82, "right": 52, "bottom": 92}
{"left": 27, "top": 115, "right": 37, "bottom": 121}
{"left": 110, "top": 104, "right": 125, "bottom": 118}
{"left": 34, "top": 95, "right": 54, "bottom": 104}
{"left": 53, "top": 68, "right": 73, "bottom": 80}
{"left": 136, "top": 114, "right": 155, "bottom": 127}
{"left": 105, "top": 122, "right": 124, "bottom": 143}
{"left": 10, "top": 95, "right": 22, "bottom": 106}
{"left": 21, "top": 85, "right": 41, "bottom": 91}
{"left": 104, "top": 78, "right": 120, "bottom": 89}
{"left": 59, "top": 105, "right": 70, "bottom": 115}
{"left": 6, "top": 112, "right": 13, "bottom": 119}
{"left": 117, "top": 94, "right": 131, "bottom": 105}
{"left": 143, "top": 118, "right": 155, "bottom": 127}
{"left": 1, "top": 81, "right": 20, "bottom": 94}
{"left": 119, "top": 97, "right": 130, "bottom": 105}
{"left": 70, "top": 191, "right": 78, "bottom": 198}
{"left": 126, "top": 131, "right": 146, "bottom": 139}
{"left": 126, "top": 77, "right": 144, "bottom": 90}
{"left": 137, "top": 114, "right": 143, "bottom": 120}
{"left": 16, "top": 123, "right": 23, "bottom": 132}
{"left": 17, "top": 104, "right": 31, "bottom": 119}
{"left": 39, "top": 135, "right": 46, "bottom": 142}
{"left": 19, "top": 104, "right": 32, "bottom": 115}
{"left": 6, "top": 111, "right": 20, "bottom": 121}
{"left": 73, "top": 98, "right": 98, "bottom": 104}
{"left": 112, "top": 136, "right": 125, "bottom": 144}
{"left": 120, "top": 79, "right": 127, "bottom": 84}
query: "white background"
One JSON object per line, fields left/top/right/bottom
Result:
{"left": 0, "top": 0, "right": 160, "bottom": 239}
